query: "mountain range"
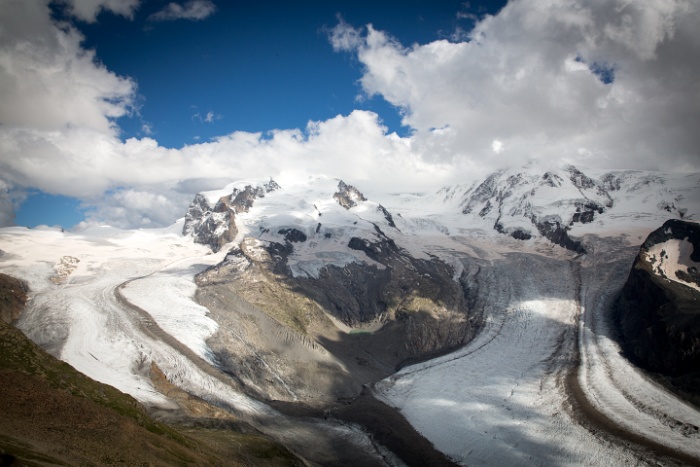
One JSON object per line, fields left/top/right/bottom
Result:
{"left": 1, "top": 164, "right": 699, "bottom": 466}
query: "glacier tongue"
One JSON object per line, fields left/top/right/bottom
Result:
{"left": 2, "top": 165, "right": 700, "bottom": 466}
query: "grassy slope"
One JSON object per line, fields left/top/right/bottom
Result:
{"left": 0, "top": 273, "right": 300, "bottom": 466}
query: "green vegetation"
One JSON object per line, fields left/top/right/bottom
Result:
{"left": 0, "top": 274, "right": 301, "bottom": 466}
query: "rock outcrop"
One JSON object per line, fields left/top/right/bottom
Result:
{"left": 0, "top": 273, "right": 27, "bottom": 324}
{"left": 333, "top": 180, "right": 367, "bottom": 209}
{"left": 183, "top": 179, "right": 280, "bottom": 252}
{"left": 615, "top": 219, "right": 700, "bottom": 393}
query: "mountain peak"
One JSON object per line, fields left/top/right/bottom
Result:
{"left": 334, "top": 180, "right": 367, "bottom": 210}
{"left": 183, "top": 178, "right": 280, "bottom": 252}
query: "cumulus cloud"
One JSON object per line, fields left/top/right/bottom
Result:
{"left": 2, "top": 0, "right": 699, "bottom": 229}
{"left": 0, "top": 180, "right": 21, "bottom": 227}
{"left": 0, "top": 1, "right": 136, "bottom": 134}
{"left": 330, "top": 0, "right": 700, "bottom": 174}
{"left": 82, "top": 186, "right": 191, "bottom": 228}
{"left": 149, "top": 0, "right": 217, "bottom": 22}
{"left": 60, "top": 0, "right": 140, "bottom": 22}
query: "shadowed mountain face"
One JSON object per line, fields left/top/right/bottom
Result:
{"left": 194, "top": 180, "right": 483, "bottom": 404}
{"left": 182, "top": 170, "right": 699, "bottom": 405}
{"left": 615, "top": 219, "right": 700, "bottom": 395}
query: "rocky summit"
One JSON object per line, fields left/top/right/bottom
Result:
{"left": 615, "top": 219, "right": 700, "bottom": 395}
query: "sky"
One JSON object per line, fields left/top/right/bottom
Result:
{"left": 1, "top": 0, "right": 699, "bottom": 229}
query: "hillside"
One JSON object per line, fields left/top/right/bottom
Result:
{"left": 0, "top": 273, "right": 300, "bottom": 467}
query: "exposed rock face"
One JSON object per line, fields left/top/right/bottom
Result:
{"left": 188, "top": 178, "right": 482, "bottom": 404}
{"left": 615, "top": 220, "right": 700, "bottom": 392}
{"left": 0, "top": 273, "right": 27, "bottom": 324}
{"left": 377, "top": 204, "right": 397, "bottom": 228}
{"left": 183, "top": 179, "right": 279, "bottom": 252}
{"left": 197, "top": 233, "right": 481, "bottom": 404}
{"left": 333, "top": 180, "right": 367, "bottom": 209}
{"left": 50, "top": 256, "right": 80, "bottom": 284}
{"left": 535, "top": 216, "right": 586, "bottom": 253}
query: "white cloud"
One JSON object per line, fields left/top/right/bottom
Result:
{"left": 332, "top": 0, "right": 700, "bottom": 174}
{"left": 0, "top": 180, "right": 22, "bottom": 227}
{"left": 60, "top": 0, "right": 140, "bottom": 22}
{"left": 328, "top": 16, "right": 364, "bottom": 52}
{"left": 0, "top": 1, "right": 136, "bottom": 134}
{"left": 83, "top": 186, "right": 191, "bottom": 228}
{"left": 149, "top": 0, "right": 216, "bottom": 22}
{"left": 193, "top": 110, "right": 222, "bottom": 124}
{"left": 2, "top": 0, "right": 699, "bottom": 229}
{"left": 491, "top": 140, "right": 504, "bottom": 154}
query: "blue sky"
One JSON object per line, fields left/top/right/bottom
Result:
{"left": 2, "top": 0, "right": 699, "bottom": 229}
{"left": 77, "top": 0, "right": 506, "bottom": 146}
{"left": 14, "top": 0, "right": 506, "bottom": 227}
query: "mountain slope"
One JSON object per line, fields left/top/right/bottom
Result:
{"left": 189, "top": 176, "right": 482, "bottom": 404}
{"left": 1, "top": 164, "right": 699, "bottom": 466}
{"left": 0, "top": 273, "right": 300, "bottom": 467}
{"left": 615, "top": 219, "right": 700, "bottom": 397}
{"left": 379, "top": 165, "right": 700, "bottom": 253}
{"left": 180, "top": 167, "right": 699, "bottom": 405}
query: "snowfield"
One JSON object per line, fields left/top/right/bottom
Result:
{"left": 2, "top": 167, "right": 699, "bottom": 465}
{"left": 0, "top": 223, "right": 400, "bottom": 465}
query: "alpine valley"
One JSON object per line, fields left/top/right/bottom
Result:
{"left": 1, "top": 164, "right": 700, "bottom": 466}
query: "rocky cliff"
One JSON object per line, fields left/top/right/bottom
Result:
{"left": 188, "top": 178, "right": 482, "bottom": 403}
{"left": 0, "top": 273, "right": 27, "bottom": 324}
{"left": 615, "top": 219, "right": 700, "bottom": 394}
{"left": 182, "top": 179, "right": 280, "bottom": 252}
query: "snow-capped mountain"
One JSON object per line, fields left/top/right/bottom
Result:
{"left": 421, "top": 165, "right": 697, "bottom": 252}
{"left": 2, "top": 164, "right": 700, "bottom": 466}
{"left": 184, "top": 165, "right": 700, "bottom": 257}
{"left": 182, "top": 178, "right": 281, "bottom": 251}
{"left": 184, "top": 176, "right": 405, "bottom": 277}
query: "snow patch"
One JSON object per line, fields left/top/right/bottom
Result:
{"left": 644, "top": 238, "right": 700, "bottom": 291}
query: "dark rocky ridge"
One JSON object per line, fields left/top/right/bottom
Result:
{"left": 615, "top": 219, "right": 700, "bottom": 396}
{"left": 183, "top": 179, "right": 280, "bottom": 252}
{"left": 189, "top": 179, "right": 483, "bottom": 407}
{"left": 333, "top": 180, "right": 367, "bottom": 209}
